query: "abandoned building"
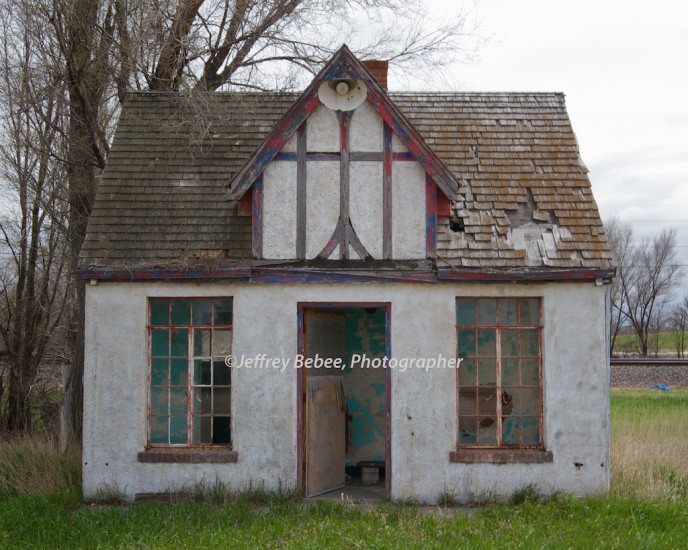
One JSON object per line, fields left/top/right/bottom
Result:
{"left": 79, "top": 46, "right": 614, "bottom": 502}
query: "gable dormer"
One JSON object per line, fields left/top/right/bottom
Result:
{"left": 229, "top": 46, "right": 459, "bottom": 262}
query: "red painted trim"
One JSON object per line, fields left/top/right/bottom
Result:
{"left": 425, "top": 175, "right": 437, "bottom": 259}
{"left": 252, "top": 175, "right": 263, "bottom": 259}
{"left": 437, "top": 190, "right": 452, "bottom": 217}
{"left": 449, "top": 448, "right": 552, "bottom": 464}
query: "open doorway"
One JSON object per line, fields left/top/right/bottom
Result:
{"left": 297, "top": 303, "right": 391, "bottom": 498}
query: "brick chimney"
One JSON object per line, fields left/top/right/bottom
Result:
{"left": 362, "top": 60, "right": 388, "bottom": 89}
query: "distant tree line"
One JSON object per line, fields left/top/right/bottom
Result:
{"left": 606, "top": 216, "right": 685, "bottom": 357}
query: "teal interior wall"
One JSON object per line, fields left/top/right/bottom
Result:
{"left": 344, "top": 308, "right": 386, "bottom": 466}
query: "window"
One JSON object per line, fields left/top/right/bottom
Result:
{"left": 456, "top": 297, "right": 542, "bottom": 449}
{"left": 148, "top": 298, "right": 233, "bottom": 447}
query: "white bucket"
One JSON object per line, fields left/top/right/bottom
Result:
{"left": 361, "top": 467, "right": 379, "bottom": 485}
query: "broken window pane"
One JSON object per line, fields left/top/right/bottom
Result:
{"left": 213, "top": 360, "right": 231, "bottom": 386}
{"left": 212, "top": 417, "right": 231, "bottom": 444}
{"left": 193, "top": 416, "right": 213, "bottom": 444}
{"left": 194, "top": 387, "right": 212, "bottom": 415}
{"left": 456, "top": 298, "right": 475, "bottom": 325}
{"left": 150, "top": 299, "right": 169, "bottom": 326}
{"left": 171, "top": 299, "right": 191, "bottom": 326}
{"left": 193, "top": 359, "right": 212, "bottom": 386}
{"left": 459, "top": 417, "right": 477, "bottom": 444}
{"left": 458, "top": 387, "right": 477, "bottom": 415}
{"left": 214, "top": 299, "right": 233, "bottom": 325}
{"left": 213, "top": 330, "right": 232, "bottom": 356}
{"left": 478, "top": 387, "right": 497, "bottom": 416}
{"left": 477, "top": 421, "right": 497, "bottom": 445}
{"left": 476, "top": 298, "right": 496, "bottom": 326}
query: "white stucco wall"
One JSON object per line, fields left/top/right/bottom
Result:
{"left": 392, "top": 161, "right": 426, "bottom": 259}
{"left": 350, "top": 161, "right": 383, "bottom": 259}
{"left": 305, "top": 161, "right": 339, "bottom": 259}
{"left": 83, "top": 281, "right": 609, "bottom": 503}
{"left": 262, "top": 161, "right": 296, "bottom": 258}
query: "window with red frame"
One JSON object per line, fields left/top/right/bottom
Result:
{"left": 148, "top": 298, "right": 233, "bottom": 446}
{"left": 456, "top": 297, "right": 543, "bottom": 448}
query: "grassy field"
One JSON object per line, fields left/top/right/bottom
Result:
{"left": 614, "top": 331, "right": 688, "bottom": 354}
{"left": 0, "top": 390, "right": 686, "bottom": 548}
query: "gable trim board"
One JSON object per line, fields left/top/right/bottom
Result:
{"left": 80, "top": 47, "right": 613, "bottom": 503}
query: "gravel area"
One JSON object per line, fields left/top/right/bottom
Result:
{"left": 611, "top": 365, "right": 688, "bottom": 388}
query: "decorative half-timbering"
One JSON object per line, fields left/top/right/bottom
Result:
{"left": 79, "top": 46, "right": 614, "bottom": 504}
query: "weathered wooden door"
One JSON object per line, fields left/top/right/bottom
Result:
{"left": 304, "top": 310, "right": 346, "bottom": 497}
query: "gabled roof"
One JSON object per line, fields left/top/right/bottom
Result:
{"left": 227, "top": 45, "right": 460, "bottom": 201}
{"left": 79, "top": 91, "right": 613, "bottom": 276}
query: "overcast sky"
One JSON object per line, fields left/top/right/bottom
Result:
{"left": 400, "top": 0, "right": 688, "bottom": 278}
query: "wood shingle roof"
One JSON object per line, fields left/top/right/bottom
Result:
{"left": 79, "top": 90, "right": 612, "bottom": 274}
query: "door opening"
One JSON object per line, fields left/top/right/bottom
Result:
{"left": 298, "top": 303, "right": 391, "bottom": 498}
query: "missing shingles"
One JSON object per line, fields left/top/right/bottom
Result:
{"left": 449, "top": 216, "right": 465, "bottom": 233}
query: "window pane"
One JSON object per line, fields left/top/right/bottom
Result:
{"left": 458, "top": 417, "right": 477, "bottom": 445}
{"left": 501, "top": 329, "right": 519, "bottom": 357}
{"left": 499, "top": 298, "right": 518, "bottom": 326}
{"left": 456, "top": 298, "right": 475, "bottom": 325}
{"left": 501, "top": 389, "right": 516, "bottom": 416}
{"left": 214, "top": 299, "right": 233, "bottom": 325}
{"left": 151, "top": 329, "right": 169, "bottom": 356}
{"left": 212, "top": 417, "right": 231, "bottom": 444}
{"left": 476, "top": 299, "right": 496, "bottom": 326}
{"left": 213, "top": 388, "right": 231, "bottom": 415}
{"left": 478, "top": 388, "right": 496, "bottom": 416}
{"left": 194, "top": 359, "right": 212, "bottom": 385}
{"left": 150, "top": 387, "right": 168, "bottom": 416}
{"left": 522, "top": 417, "right": 540, "bottom": 446}
{"left": 458, "top": 387, "right": 477, "bottom": 415}
{"left": 193, "top": 299, "right": 213, "bottom": 325}
{"left": 170, "top": 388, "right": 187, "bottom": 415}
{"left": 150, "top": 416, "right": 168, "bottom": 444}
{"left": 213, "top": 330, "right": 232, "bottom": 356}
{"left": 194, "top": 387, "right": 212, "bottom": 415}
{"left": 457, "top": 329, "right": 476, "bottom": 357}
{"left": 193, "top": 416, "right": 212, "bottom": 444}
{"left": 151, "top": 358, "right": 168, "bottom": 386}
{"left": 477, "top": 329, "right": 496, "bottom": 355}
{"left": 502, "top": 358, "right": 519, "bottom": 386}
{"left": 458, "top": 358, "right": 476, "bottom": 386}
{"left": 521, "top": 358, "right": 540, "bottom": 386}
{"left": 519, "top": 298, "right": 539, "bottom": 326}
{"left": 170, "top": 416, "right": 188, "bottom": 444}
{"left": 170, "top": 329, "right": 188, "bottom": 356}
{"left": 170, "top": 358, "right": 188, "bottom": 386}
{"left": 213, "top": 360, "right": 231, "bottom": 386}
{"left": 502, "top": 417, "right": 521, "bottom": 445}
{"left": 477, "top": 358, "right": 496, "bottom": 385}
{"left": 171, "top": 299, "right": 191, "bottom": 326}
{"left": 520, "top": 388, "right": 540, "bottom": 416}
{"left": 150, "top": 299, "right": 169, "bottom": 326}
{"left": 194, "top": 329, "right": 211, "bottom": 356}
{"left": 477, "top": 421, "right": 497, "bottom": 445}
{"left": 521, "top": 329, "right": 539, "bottom": 356}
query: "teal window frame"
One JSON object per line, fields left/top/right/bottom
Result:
{"left": 148, "top": 297, "right": 233, "bottom": 447}
{"left": 456, "top": 297, "right": 543, "bottom": 449}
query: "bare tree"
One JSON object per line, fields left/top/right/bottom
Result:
{"left": 0, "top": 2, "right": 70, "bottom": 433}
{"left": 669, "top": 297, "right": 688, "bottom": 358}
{"left": 605, "top": 216, "right": 633, "bottom": 355}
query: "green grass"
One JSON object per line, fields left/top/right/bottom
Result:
{"left": 614, "top": 331, "right": 688, "bottom": 353}
{"left": 0, "top": 391, "right": 686, "bottom": 548}
{"left": 1, "top": 492, "right": 686, "bottom": 549}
